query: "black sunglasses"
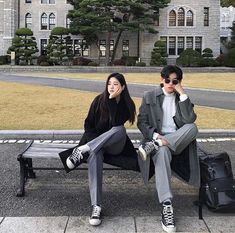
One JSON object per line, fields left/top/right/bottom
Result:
{"left": 165, "top": 78, "right": 179, "bottom": 85}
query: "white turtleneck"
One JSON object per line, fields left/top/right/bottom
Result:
{"left": 161, "top": 88, "right": 177, "bottom": 134}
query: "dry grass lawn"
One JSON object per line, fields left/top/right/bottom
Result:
{"left": 0, "top": 81, "right": 234, "bottom": 130}
{"left": 18, "top": 72, "right": 235, "bottom": 91}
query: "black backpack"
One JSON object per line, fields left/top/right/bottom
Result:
{"left": 198, "top": 147, "right": 235, "bottom": 218}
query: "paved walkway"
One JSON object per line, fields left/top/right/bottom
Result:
{"left": 1, "top": 215, "right": 235, "bottom": 233}
{"left": 0, "top": 73, "right": 235, "bottom": 110}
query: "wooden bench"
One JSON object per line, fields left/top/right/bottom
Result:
{"left": 16, "top": 139, "right": 205, "bottom": 219}
{"left": 16, "top": 140, "right": 140, "bottom": 197}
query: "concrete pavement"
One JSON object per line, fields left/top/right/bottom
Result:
{"left": 0, "top": 130, "right": 235, "bottom": 232}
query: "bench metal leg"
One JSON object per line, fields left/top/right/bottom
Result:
{"left": 17, "top": 157, "right": 27, "bottom": 197}
{"left": 26, "top": 158, "right": 36, "bottom": 178}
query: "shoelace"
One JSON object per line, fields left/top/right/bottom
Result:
{"left": 70, "top": 148, "right": 83, "bottom": 163}
{"left": 162, "top": 204, "right": 174, "bottom": 225}
{"left": 92, "top": 205, "right": 101, "bottom": 217}
{"left": 144, "top": 141, "right": 157, "bottom": 154}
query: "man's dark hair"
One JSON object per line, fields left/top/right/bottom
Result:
{"left": 160, "top": 65, "right": 183, "bottom": 81}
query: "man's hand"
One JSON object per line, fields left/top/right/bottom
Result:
{"left": 174, "top": 83, "right": 185, "bottom": 96}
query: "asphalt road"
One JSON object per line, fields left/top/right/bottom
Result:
{"left": 0, "top": 73, "right": 235, "bottom": 110}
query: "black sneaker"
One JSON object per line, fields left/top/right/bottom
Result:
{"left": 66, "top": 147, "right": 89, "bottom": 169}
{"left": 89, "top": 205, "right": 102, "bottom": 226}
{"left": 138, "top": 140, "right": 159, "bottom": 161}
{"left": 161, "top": 201, "right": 176, "bottom": 233}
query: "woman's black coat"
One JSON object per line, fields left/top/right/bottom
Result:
{"left": 60, "top": 94, "right": 140, "bottom": 172}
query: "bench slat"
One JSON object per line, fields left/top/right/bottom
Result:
{"left": 23, "top": 151, "right": 60, "bottom": 159}
{"left": 30, "top": 143, "right": 77, "bottom": 149}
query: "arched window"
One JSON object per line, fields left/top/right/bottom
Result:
{"left": 41, "top": 13, "right": 48, "bottom": 30}
{"left": 186, "top": 10, "right": 193, "bottom": 26}
{"left": 49, "top": 13, "right": 55, "bottom": 30}
{"left": 178, "top": 8, "right": 185, "bottom": 26}
{"left": 25, "top": 13, "right": 32, "bottom": 28}
{"left": 169, "top": 10, "right": 176, "bottom": 26}
{"left": 222, "top": 14, "right": 226, "bottom": 22}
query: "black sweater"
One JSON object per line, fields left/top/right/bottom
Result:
{"left": 84, "top": 94, "right": 130, "bottom": 142}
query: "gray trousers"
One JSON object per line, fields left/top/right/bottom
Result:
{"left": 152, "top": 123, "right": 198, "bottom": 203}
{"left": 86, "top": 126, "right": 126, "bottom": 206}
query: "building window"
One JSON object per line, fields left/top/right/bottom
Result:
{"left": 195, "top": 37, "right": 202, "bottom": 54}
{"left": 178, "top": 8, "right": 185, "bottom": 26}
{"left": 186, "top": 10, "right": 193, "bottom": 26}
{"left": 122, "top": 40, "right": 129, "bottom": 56}
{"left": 177, "top": 37, "right": 184, "bottom": 55}
{"left": 99, "top": 40, "right": 106, "bottom": 57}
{"left": 66, "top": 16, "right": 71, "bottom": 29}
{"left": 169, "top": 10, "right": 176, "bottom": 26}
{"left": 154, "top": 9, "right": 159, "bottom": 26}
{"left": 169, "top": 37, "right": 176, "bottom": 55}
{"left": 41, "top": 0, "right": 47, "bottom": 3}
{"left": 160, "top": 36, "right": 167, "bottom": 55}
{"left": 186, "top": 37, "right": 193, "bottom": 49}
{"left": 25, "top": 0, "right": 32, "bottom": 3}
{"left": 49, "top": 0, "right": 55, "bottom": 3}
{"left": 110, "top": 40, "right": 114, "bottom": 57}
{"left": 204, "top": 7, "right": 209, "bottom": 26}
{"left": 41, "top": 13, "right": 48, "bottom": 30}
{"left": 25, "top": 13, "right": 32, "bottom": 28}
{"left": 222, "top": 14, "right": 226, "bottom": 22}
{"left": 74, "top": 39, "right": 81, "bottom": 55}
{"left": 40, "top": 39, "right": 48, "bottom": 55}
{"left": 49, "top": 13, "right": 55, "bottom": 30}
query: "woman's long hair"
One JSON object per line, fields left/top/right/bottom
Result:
{"left": 96, "top": 73, "right": 136, "bottom": 125}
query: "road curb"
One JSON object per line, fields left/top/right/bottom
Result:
{"left": 0, "top": 129, "right": 235, "bottom": 140}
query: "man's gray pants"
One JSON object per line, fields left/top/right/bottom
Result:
{"left": 86, "top": 126, "right": 126, "bottom": 206}
{"left": 152, "top": 123, "right": 198, "bottom": 203}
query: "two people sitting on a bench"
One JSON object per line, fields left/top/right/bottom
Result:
{"left": 60, "top": 66, "right": 200, "bottom": 233}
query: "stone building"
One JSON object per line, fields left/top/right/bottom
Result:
{"left": 220, "top": 6, "right": 235, "bottom": 53}
{"left": 0, "top": 0, "right": 18, "bottom": 57}
{"left": 0, "top": 0, "right": 221, "bottom": 64}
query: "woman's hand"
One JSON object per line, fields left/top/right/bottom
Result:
{"left": 109, "top": 86, "right": 124, "bottom": 99}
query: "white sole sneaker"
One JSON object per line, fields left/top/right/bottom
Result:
{"left": 161, "top": 221, "right": 176, "bottom": 233}
{"left": 89, "top": 218, "right": 102, "bottom": 226}
{"left": 138, "top": 146, "right": 147, "bottom": 161}
{"left": 66, "top": 158, "right": 75, "bottom": 169}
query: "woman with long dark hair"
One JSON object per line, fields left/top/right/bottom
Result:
{"left": 60, "top": 72, "right": 136, "bottom": 226}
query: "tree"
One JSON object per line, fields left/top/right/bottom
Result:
{"left": 150, "top": 40, "right": 167, "bottom": 66}
{"left": 7, "top": 28, "right": 38, "bottom": 65}
{"left": 227, "top": 21, "right": 235, "bottom": 49}
{"left": 46, "top": 27, "right": 73, "bottom": 65}
{"left": 176, "top": 49, "right": 202, "bottom": 67}
{"left": 221, "top": 0, "right": 235, "bottom": 7}
{"left": 68, "top": 0, "right": 170, "bottom": 65}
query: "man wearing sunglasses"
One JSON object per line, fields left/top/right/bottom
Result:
{"left": 137, "top": 65, "right": 200, "bottom": 233}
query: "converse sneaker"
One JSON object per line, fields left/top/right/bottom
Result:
{"left": 66, "top": 147, "right": 89, "bottom": 169}
{"left": 89, "top": 205, "right": 102, "bottom": 226}
{"left": 138, "top": 140, "right": 159, "bottom": 161}
{"left": 161, "top": 201, "right": 176, "bottom": 233}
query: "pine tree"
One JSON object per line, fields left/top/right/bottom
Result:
{"left": 46, "top": 27, "right": 73, "bottom": 65}
{"left": 150, "top": 40, "right": 167, "bottom": 66}
{"left": 7, "top": 28, "right": 38, "bottom": 65}
{"left": 68, "top": 0, "right": 170, "bottom": 65}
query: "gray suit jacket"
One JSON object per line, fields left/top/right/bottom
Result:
{"left": 137, "top": 86, "right": 200, "bottom": 187}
